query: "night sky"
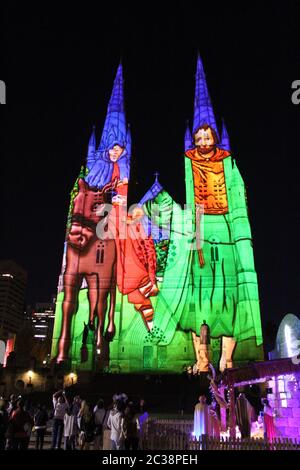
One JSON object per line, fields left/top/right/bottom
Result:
{"left": 1, "top": 3, "right": 299, "bottom": 348}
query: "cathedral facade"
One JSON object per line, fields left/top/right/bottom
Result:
{"left": 51, "top": 57, "right": 263, "bottom": 373}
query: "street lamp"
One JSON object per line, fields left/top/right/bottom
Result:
{"left": 70, "top": 372, "right": 75, "bottom": 385}
{"left": 28, "top": 370, "right": 33, "bottom": 384}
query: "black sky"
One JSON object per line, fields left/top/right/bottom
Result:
{"left": 1, "top": 3, "right": 300, "bottom": 344}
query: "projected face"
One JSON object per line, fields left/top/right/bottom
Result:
{"left": 194, "top": 128, "right": 215, "bottom": 155}
{"left": 109, "top": 145, "right": 124, "bottom": 162}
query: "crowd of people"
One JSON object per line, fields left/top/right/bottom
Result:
{"left": 0, "top": 391, "right": 149, "bottom": 451}
{"left": 0, "top": 386, "right": 277, "bottom": 450}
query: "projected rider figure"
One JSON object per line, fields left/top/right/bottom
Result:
{"left": 56, "top": 64, "right": 158, "bottom": 364}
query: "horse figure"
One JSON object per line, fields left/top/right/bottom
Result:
{"left": 57, "top": 178, "right": 118, "bottom": 366}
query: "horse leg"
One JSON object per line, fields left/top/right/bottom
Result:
{"left": 57, "top": 273, "right": 82, "bottom": 362}
{"left": 86, "top": 274, "right": 107, "bottom": 355}
{"left": 105, "top": 261, "right": 117, "bottom": 341}
{"left": 95, "top": 288, "right": 109, "bottom": 354}
{"left": 104, "top": 286, "right": 116, "bottom": 340}
{"left": 86, "top": 273, "right": 98, "bottom": 331}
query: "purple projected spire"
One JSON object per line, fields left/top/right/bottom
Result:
{"left": 184, "top": 121, "right": 193, "bottom": 151}
{"left": 139, "top": 174, "right": 163, "bottom": 206}
{"left": 98, "top": 62, "right": 127, "bottom": 151}
{"left": 220, "top": 119, "right": 231, "bottom": 151}
{"left": 85, "top": 63, "right": 130, "bottom": 187}
{"left": 107, "top": 62, "right": 125, "bottom": 114}
{"left": 193, "top": 55, "right": 219, "bottom": 139}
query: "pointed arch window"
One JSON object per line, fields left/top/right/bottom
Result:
{"left": 209, "top": 236, "right": 220, "bottom": 263}
{"left": 211, "top": 245, "right": 219, "bottom": 262}
{"left": 96, "top": 246, "right": 105, "bottom": 264}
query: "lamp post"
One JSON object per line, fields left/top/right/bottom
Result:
{"left": 28, "top": 370, "right": 33, "bottom": 385}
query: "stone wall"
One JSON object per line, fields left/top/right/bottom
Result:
{"left": 267, "top": 372, "right": 300, "bottom": 440}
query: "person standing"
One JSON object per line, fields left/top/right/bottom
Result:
{"left": 262, "top": 398, "right": 276, "bottom": 442}
{"left": 107, "top": 401, "right": 123, "bottom": 450}
{"left": 93, "top": 399, "right": 107, "bottom": 450}
{"left": 7, "top": 394, "right": 18, "bottom": 417}
{"left": 193, "top": 395, "right": 210, "bottom": 439}
{"left": 235, "top": 393, "right": 253, "bottom": 439}
{"left": 34, "top": 404, "right": 49, "bottom": 450}
{"left": 9, "top": 399, "right": 34, "bottom": 450}
{"left": 51, "top": 390, "right": 68, "bottom": 450}
{"left": 121, "top": 405, "right": 140, "bottom": 451}
{"left": 0, "top": 399, "right": 9, "bottom": 450}
{"left": 78, "top": 401, "right": 95, "bottom": 450}
{"left": 63, "top": 397, "right": 80, "bottom": 450}
{"left": 137, "top": 399, "right": 149, "bottom": 450}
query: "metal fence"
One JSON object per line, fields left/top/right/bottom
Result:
{"left": 144, "top": 418, "right": 300, "bottom": 451}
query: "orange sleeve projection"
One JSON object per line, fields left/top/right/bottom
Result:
{"left": 116, "top": 219, "right": 157, "bottom": 295}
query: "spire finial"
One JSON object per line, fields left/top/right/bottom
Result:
{"left": 220, "top": 118, "right": 230, "bottom": 151}
{"left": 184, "top": 121, "right": 193, "bottom": 151}
{"left": 193, "top": 55, "right": 219, "bottom": 139}
{"left": 98, "top": 63, "right": 127, "bottom": 152}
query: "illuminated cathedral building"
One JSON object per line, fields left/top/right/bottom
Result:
{"left": 51, "top": 56, "right": 263, "bottom": 373}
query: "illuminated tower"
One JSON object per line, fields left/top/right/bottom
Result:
{"left": 183, "top": 56, "right": 263, "bottom": 364}
{"left": 109, "top": 56, "right": 263, "bottom": 372}
{"left": 139, "top": 56, "right": 264, "bottom": 369}
{"left": 51, "top": 64, "right": 132, "bottom": 371}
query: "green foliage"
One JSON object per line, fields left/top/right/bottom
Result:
{"left": 66, "top": 166, "right": 89, "bottom": 235}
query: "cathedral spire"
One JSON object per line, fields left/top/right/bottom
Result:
{"left": 139, "top": 173, "right": 163, "bottom": 206}
{"left": 184, "top": 121, "right": 193, "bottom": 151}
{"left": 193, "top": 55, "right": 219, "bottom": 139}
{"left": 98, "top": 62, "right": 127, "bottom": 152}
{"left": 220, "top": 119, "right": 230, "bottom": 151}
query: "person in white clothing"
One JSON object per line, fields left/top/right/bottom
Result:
{"left": 51, "top": 390, "right": 69, "bottom": 449}
{"left": 193, "top": 395, "right": 210, "bottom": 440}
{"left": 63, "top": 397, "right": 80, "bottom": 450}
{"left": 107, "top": 401, "right": 123, "bottom": 450}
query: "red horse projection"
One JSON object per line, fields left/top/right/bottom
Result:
{"left": 57, "top": 178, "right": 118, "bottom": 363}
{"left": 57, "top": 177, "right": 158, "bottom": 363}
